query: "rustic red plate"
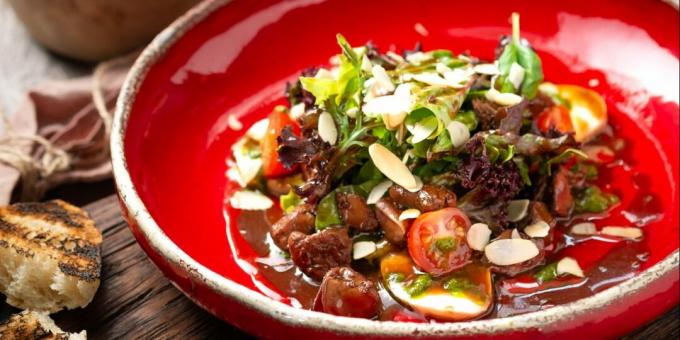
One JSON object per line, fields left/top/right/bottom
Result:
{"left": 112, "top": 0, "right": 679, "bottom": 338}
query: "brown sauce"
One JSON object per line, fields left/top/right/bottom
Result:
{"left": 235, "top": 207, "right": 649, "bottom": 321}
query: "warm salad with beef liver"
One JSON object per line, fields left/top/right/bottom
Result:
{"left": 225, "top": 14, "right": 648, "bottom": 321}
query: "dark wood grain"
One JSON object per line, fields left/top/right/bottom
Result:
{"left": 0, "top": 195, "right": 677, "bottom": 338}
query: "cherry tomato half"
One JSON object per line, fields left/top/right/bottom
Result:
{"left": 536, "top": 104, "right": 574, "bottom": 135}
{"left": 407, "top": 208, "right": 472, "bottom": 276}
{"left": 261, "top": 110, "right": 301, "bottom": 178}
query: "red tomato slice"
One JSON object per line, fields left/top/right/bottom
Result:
{"left": 407, "top": 208, "right": 472, "bottom": 276}
{"left": 536, "top": 105, "right": 574, "bottom": 135}
{"left": 261, "top": 110, "right": 301, "bottom": 178}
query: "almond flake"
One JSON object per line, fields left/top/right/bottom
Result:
{"left": 232, "top": 139, "right": 262, "bottom": 186}
{"left": 382, "top": 112, "right": 408, "bottom": 130}
{"left": 369, "top": 144, "right": 417, "bottom": 190}
{"left": 571, "top": 222, "right": 597, "bottom": 235}
{"left": 484, "top": 239, "right": 539, "bottom": 266}
{"left": 405, "top": 51, "right": 432, "bottom": 65}
{"left": 399, "top": 209, "right": 421, "bottom": 221}
{"left": 467, "top": 223, "right": 491, "bottom": 251}
{"left": 436, "top": 63, "right": 452, "bottom": 75}
{"left": 511, "top": 228, "right": 521, "bottom": 239}
{"left": 446, "top": 121, "right": 470, "bottom": 148}
{"left": 246, "top": 118, "right": 269, "bottom": 141}
{"left": 405, "top": 176, "right": 424, "bottom": 193}
{"left": 318, "top": 111, "right": 338, "bottom": 145}
{"left": 508, "top": 62, "right": 525, "bottom": 90}
{"left": 230, "top": 190, "right": 273, "bottom": 210}
{"left": 353, "top": 241, "right": 377, "bottom": 260}
{"left": 363, "top": 83, "right": 413, "bottom": 121}
{"left": 367, "top": 180, "right": 393, "bottom": 204}
{"left": 412, "top": 72, "right": 452, "bottom": 87}
{"left": 486, "top": 88, "right": 523, "bottom": 106}
{"left": 601, "top": 226, "right": 643, "bottom": 240}
{"left": 473, "top": 63, "right": 500, "bottom": 75}
{"left": 525, "top": 220, "right": 550, "bottom": 238}
{"left": 371, "top": 64, "right": 395, "bottom": 93}
{"left": 507, "top": 199, "right": 530, "bottom": 222}
{"left": 289, "top": 103, "right": 306, "bottom": 119}
{"left": 227, "top": 115, "right": 243, "bottom": 131}
{"left": 443, "top": 67, "right": 474, "bottom": 88}
{"left": 386, "top": 51, "right": 406, "bottom": 64}
{"left": 361, "top": 54, "right": 373, "bottom": 72}
{"left": 556, "top": 257, "right": 585, "bottom": 278}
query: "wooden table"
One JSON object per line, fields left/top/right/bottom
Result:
{"left": 0, "top": 2, "right": 677, "bottom": 338}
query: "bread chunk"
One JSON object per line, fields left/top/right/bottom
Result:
{"left": 0, "top": 200, "right": 102, "bottom": 313}
{"left": 0, "top": 310, "right": 86, "bottom": 339}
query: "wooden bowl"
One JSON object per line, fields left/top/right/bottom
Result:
{"left": 7, "top": 0, "right": 200, "bottom": 61}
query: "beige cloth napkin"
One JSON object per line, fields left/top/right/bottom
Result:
{"left": 0, "top": 56, "right": 132, "bottom": 204}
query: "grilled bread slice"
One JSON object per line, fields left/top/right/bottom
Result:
{"left": 0, "top": 310, "right": 86, "bottom": 340}
{"left": 0, "top": 200, "right": 102, "bottom": 313}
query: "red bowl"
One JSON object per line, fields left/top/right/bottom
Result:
{"left": 111, "top": 0, "right": 679, "bottom": 337}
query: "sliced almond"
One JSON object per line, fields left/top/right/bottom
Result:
{"left": 232, "top": 139, "right": 262, "bottom": 186}
{"left": 318, "top": 111, "right": 338, "bottom": 145}
{"left": 486, "top": 88, "right": 523, "bottom": 106}
{"left": 372, "top": 64, "right": 396, "bottom": 93}
{"left": 367, "top": 180, "right": 393, "bottom": 204}
{"left": 556, "top": 257, "right": 585, "bottom": 277}
{"left": 571, "top": 222, "right": 597, "bottom": 235}
{"left": 412, "top": 72, "right": 453, "bottom": 87}
{"left": 484, "top": 239, "right": 539, "bottom": 266}
{"left": 227, "top": 115, "right": 243, "bottom": 131}
{"left": 601, "top": 226, "right": 643, "bottom": 240}
{"left": 369, "top": 144, "right": 417, "bottom": 190}
{"left": 405, "top": 176, "right": 424, "bottom": 193}
{"left": 511, "top": 228, "right": 521, "bottom": 239}
{"left": 525, "top": 220, "right": 550, "bottom": 238}
{"left": 508, "top": 62, "right": 525, "bottom": 90}
{"left": 363, "top": 83, "right": 413, "bottom": 121}
{"left": 353, "top": 241, "right": 377, "bottom": 260}
{"left": 473, "top": 63, "right": 499, "bottom": 75}
{"left": 230, "top": 190, "right": 273, "bottom": 210}
{"left": 246, "top": 118, "right": 269, "bottom": 141}
{"left": 361, "top": 54, "right": 373, "bottom": 72}
{"left": 443, "top": 68, "right": 473, "bottom": 88}
{"left": 409, "top": 120, "right": 437, "bottom": 144}
{"left": 507, "top": 199, "right": 530, "bottom": 222}
{"left": 405, "top": 51, "right": 432, "bottom": 65}
{"left": 386, "top": 51, "right": 406, "bottom": 64}
{"left": 289, "top": 103, "right": 306, "bottom": 119}
{"left": 399, "top": 209, "right": 421, "bottom": 221}
{"left": 446, "top": 121, "right": 470, "bottom": 148}
{"left": 436, "top": 63, "right": 452, "bottom": 75}
{"left": 467, "top": 223, "right": 492, "bottom": 251}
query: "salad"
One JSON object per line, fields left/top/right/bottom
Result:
{"left": 225, "top": 13, "right": 644, "bottom": 321}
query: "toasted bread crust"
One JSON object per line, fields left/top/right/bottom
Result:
{"left": 0, "top": 311, "right": 72, "bottom": 340}
{"left": 0, "top": 200, "right": 102, "bottom": 282}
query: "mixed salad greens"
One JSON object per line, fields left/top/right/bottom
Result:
{"left": 227, "top": 13, "right": 640, "bottom": 321}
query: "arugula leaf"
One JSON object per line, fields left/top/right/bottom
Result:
{"left": 513, "top": 156, "right": 532, "bottom": 186}
{"left": 300, "top": 77, "right": 337, "bottom": 105}
{"left": 546, "top": 148, "right": 588, "bottom": 174}
{"left": 496, "top": 13, "right": 544, "bottom": 99}
{"left": 575, "top": 186, "right": 619, "bottom": 213}
{"left": 405, "top": 107, "right": 441, "bottom": 144}
{"left": 535, "top": 262, "right": 558, "bottom": 284}
{"left": 354, "top": 160, "right": 384, "bottom": 184}
{"left": 315, "top": 191, "right": 342, "bottom": 230}
{"left": 405, "top": 274, "right": 433, "bottom": 297}
{"left": 280, "top": 191, "right": 302, "bottom": 214}
{"left": 454, "top": 111, "right": 479, "bottom": 131}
